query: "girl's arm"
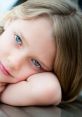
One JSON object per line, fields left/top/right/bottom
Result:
{"left": 0, "top": 83, "right": 6, "bottom": 93}
{"left": 0, "top": 72, "right": 62, "bottom": 106}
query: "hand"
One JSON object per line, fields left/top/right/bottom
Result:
{"left": 0, "top": 82, "right": 6, "bottom": 93}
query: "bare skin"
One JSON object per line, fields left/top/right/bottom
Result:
{"left": 1, "top": 72, "right": 61, "bottom": 106}
{"left": 0, "top": 17, "right": 61, "bottom": 106}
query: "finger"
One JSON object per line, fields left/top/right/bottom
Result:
{"left": 0, "top": 83, "right": 6, "bottom": 86}
{"left": 0, "top": 86, "right": 6, "bottom": 92}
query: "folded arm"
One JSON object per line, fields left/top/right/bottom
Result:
{"left": 0, "top": 72, "right": 62, "bottom": 106}
{"left": 0, "top": 83, "right": 6, "bottom": 96}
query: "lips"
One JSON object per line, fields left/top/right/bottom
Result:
{"left": 0, "top": 62, "right": 12, "bottom": 77}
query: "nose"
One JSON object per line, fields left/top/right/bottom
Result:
{"left": 7, "top": 52, "right": 27, "bottom": 70}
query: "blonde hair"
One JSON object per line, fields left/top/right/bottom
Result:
{"left": 0, "top": 0, "right": 82, "bottom": 103}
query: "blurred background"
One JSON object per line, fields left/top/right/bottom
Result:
{"left": 0, "top": 0, "right": 27, "bottom": 16}
{"left": 0, "top": 0, "right": 82, "bottom": 17}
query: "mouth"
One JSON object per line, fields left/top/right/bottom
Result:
{"left": 0, "top": 62, "right": 12, "bottom": 77}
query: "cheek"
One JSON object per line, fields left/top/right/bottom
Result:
{"left": 0, "top": 29, "right": 13, "bottom": 45}
{"left": 16, "top": 67, "right": 38, "bottom": 82}
{"left": 0, "top": 32, "right": 13, "bottom": 56}
{"left": 0, "top": 41, "right": 11, "bottom": 58}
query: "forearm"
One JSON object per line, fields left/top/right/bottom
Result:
{"left": 1, "top": 72, "right": 61, "bottom": 106}
{"left": 1, "top": 81, "right": 34, "bottom": 106}
{"left": 0, "top": 83, "right": 7, "bottom": 92}
{"left": 0, "top": 82, "right": 7, "bottom": 101}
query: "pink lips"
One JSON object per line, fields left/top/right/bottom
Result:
{"left": 0, "top": 62, "right": 12, "bottom": 77}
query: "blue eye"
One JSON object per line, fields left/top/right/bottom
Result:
{"left": 31, "top": 59, "right": 41, "bottom": 69}
{"left": 15, "top": 35, "right": 22, "bottom": 46}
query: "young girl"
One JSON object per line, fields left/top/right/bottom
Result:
{"left": 0, "top": 0, "right": 82, "bottom": 106}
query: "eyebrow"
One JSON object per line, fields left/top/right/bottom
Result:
{"left": 19, "top": 32, "right": 51, "bottom": 71}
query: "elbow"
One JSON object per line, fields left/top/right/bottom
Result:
{"left": 36, "top": 81, "right": 62, "bottom": 106}
{"left": 45, "top": 84, "right": 62, "bottom": 105}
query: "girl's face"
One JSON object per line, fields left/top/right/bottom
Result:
{"left": 0, "top": 17, "right": 56, "bottom": 83}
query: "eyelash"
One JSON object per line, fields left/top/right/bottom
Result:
{"left": 15, "top": 34, "right": 22, "bottom": 46}
{"left": 31, "top": 59, "right": 42, "bottom": 70}
{"left": 14, "top": 34, "right": 43, "bottom": 70}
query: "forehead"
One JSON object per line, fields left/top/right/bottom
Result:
{"left": 10, "top": 18, "right": 56, "bottom": 69}
{"left": 12, "top": 17, "right": 54, "bottom": 45}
